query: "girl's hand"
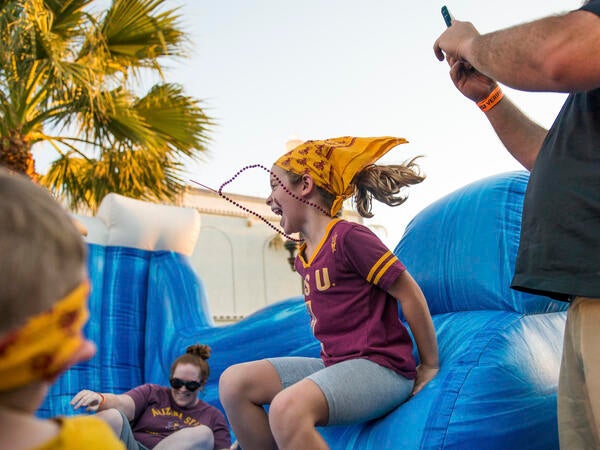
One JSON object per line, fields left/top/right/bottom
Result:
{"left": 411, "top": 363, "right": 439, "bottom": 396}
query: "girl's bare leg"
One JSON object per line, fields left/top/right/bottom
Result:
{"left": 219, "top": 360, "right": 283, "bottom": 450}
{"left": 269, "top": 378, "right": 330, "bottom": 450}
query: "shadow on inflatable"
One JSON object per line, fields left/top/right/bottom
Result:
{"left": 39, "top": 171, "right": 568, "bottom": 449}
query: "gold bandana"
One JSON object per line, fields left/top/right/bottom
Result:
{"left": 0, "top": 282, "right": 90, "bottom": 391}
{"left": 274, "top": 136, "right": 408, "bottom": 216}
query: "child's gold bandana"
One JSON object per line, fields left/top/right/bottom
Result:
{"left": 0, "top": 282, "right": 90, "bottom": 391}
{"left": 274, "top": 136, "right": 408, "bottom": 216}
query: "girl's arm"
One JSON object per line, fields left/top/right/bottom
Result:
{"left": 388, "top": 270, "right": 439, "bottom": 395}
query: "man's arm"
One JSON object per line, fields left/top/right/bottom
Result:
{"left": 435, "top": 9, "right": 600, "bottom": 92}
{"left": 444, "top": 55, "right": 548, "bottom": 170}
{"left": 476, "top": 92, "right": 547, "bottom": 170}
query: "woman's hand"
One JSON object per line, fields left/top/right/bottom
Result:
{"left": 70, "top": 389, "right": 104, "bottom": 412}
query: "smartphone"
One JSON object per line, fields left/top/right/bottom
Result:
{"left": 441, "top": 5, "right": 452, "bottom": 27}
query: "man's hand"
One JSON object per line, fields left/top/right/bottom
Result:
{"left": 447, "top": 55, "right": 498, "bottom": 103}
{"left": 434, "top": 19, "right": 480, "bottom": 62}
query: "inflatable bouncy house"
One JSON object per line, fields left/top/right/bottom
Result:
{"left": 39, "top": 171, "right": 568, "bottom": 449}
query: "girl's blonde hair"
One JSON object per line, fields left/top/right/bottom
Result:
{"left": 353, "top": 157, "right": 425, "bottom": 218}
{"left": 282, "top": 156, "right": 424, "bottom": 218}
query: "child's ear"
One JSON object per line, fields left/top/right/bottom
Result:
{"left": 300, "top": 174, "right": 316, "bottom": 194}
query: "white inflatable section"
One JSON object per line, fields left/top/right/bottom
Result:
{"left": 75, "top": 193, "right": 201, "bottom": 256}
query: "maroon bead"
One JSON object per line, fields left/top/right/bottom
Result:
{"left": 213, "top": 163, "right": 330, "bottom": 242}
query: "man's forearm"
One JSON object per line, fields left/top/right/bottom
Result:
{"left": 482, "top": 95, "right": 548, "bottom": 170}
{"left": 467, "top": 11, "right": 600, "bottom": 92}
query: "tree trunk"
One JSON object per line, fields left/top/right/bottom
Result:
{"left": 0, "top": 132, "right": 38, "bottom": 181}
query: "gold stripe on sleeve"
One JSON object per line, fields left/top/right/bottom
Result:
{"left": 373, "top": 256, "right": 398, "bottom": 285}
{"left": 366, "top": 250, "right": 394, "bottom": 283}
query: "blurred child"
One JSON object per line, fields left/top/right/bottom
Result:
{"left": 0, "top": 168, "right": 125, "bottom": 450}
{"left": 219, "top": 136, "right": 439, "bottom": 450}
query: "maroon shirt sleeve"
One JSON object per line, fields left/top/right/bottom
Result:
{"left": 124, "top": 383, "right": 154, "bottom": 423}
{"left": 341, "top": 224, "right": 406, "bottom": 291}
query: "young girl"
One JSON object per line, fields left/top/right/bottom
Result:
{"left": 219, "top": 136, "right": 439, "bottom": 450}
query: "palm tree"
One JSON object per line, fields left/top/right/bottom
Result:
{"left": 0, "top": 0, "right": 213, "bottom": 212}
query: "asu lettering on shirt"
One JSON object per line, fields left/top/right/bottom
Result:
{"left": 303, "top": 268, "right": 332, "bottom": 296}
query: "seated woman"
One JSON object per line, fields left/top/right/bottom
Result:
{"left": 71, "top": 344, "right": 231, "bottom": 450}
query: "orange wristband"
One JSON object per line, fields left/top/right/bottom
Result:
{"left": 477, "top": 85, "right": 504, "bottom": 112}
{"left": 97, "top": 393, "right": 106, "bottom": 409}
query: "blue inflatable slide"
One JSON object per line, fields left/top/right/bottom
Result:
{"left": 39, "top": 171, "right": 568, "bottom": 449}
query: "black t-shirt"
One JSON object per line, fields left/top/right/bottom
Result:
{"left": 511, "top": 0, "right": 600, "bottom": 300}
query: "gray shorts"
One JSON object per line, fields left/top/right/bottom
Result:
{"left": 117, "top": 410, "right": 149, "bottom": 450}
{"left": 266, "top": 356, "right": 414, "bottom": 425}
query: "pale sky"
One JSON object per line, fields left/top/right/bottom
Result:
{"left": 35, "top": 0, "right": 583, "bottom": 248}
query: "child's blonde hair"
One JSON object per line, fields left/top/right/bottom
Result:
{"left": 0, "top": 168, "right": 86, "bottom": 335}
{"left": 352, "top": 158, "right": 424, "bottom": 218}
{"left": 282, "top": 157, "right": 424, "bottom": 218}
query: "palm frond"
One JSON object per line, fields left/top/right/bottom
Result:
{"left": 43, "top": 144, "right": 186, "bottom": 212}
{"left": 100, "top": 0, "right": 185, "bottom": 72}
{"left": 135, "top": 82, "right": 213, "bottom": 157}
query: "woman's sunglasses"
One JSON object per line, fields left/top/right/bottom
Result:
{"left": 170, "top": 377, "right": 202, "bottom": 391}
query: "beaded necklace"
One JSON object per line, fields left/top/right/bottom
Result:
{"left": 191, "top": 164, "right": 330, "bottom": 242}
